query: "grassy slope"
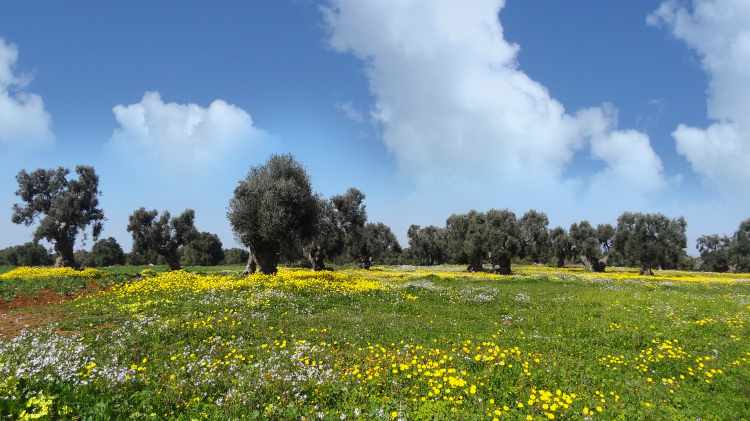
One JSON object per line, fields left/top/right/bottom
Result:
{"left": 0, "top": 267, "right": 749, "bottom": 419}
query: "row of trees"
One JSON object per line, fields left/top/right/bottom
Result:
{"left": 7, "top": 158, "right": 402, "bottom": 273}
{"left": 697, "top": 220, "right": 750, "bottom": 273}
{"left": 407, "top": 210, "right": 688, "bottom": 275}
{"left": 7, "top": 156, "right": 750, "bottom": 275}
{"left": 0, "top": 237, "right": 251, "bottom": 268}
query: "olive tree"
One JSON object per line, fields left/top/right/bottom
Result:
{"left": 11, "top": 166, "right": 104, "bottom": 268}
{"left": 570, "top": 221, "right": 607, "bottom": 272}
{"left": 613, "top": 212, "right": 687, "bottom": 275}
{"left": 730, "top": 219, "right": 750, "bottom": 272}
{"left": 0, "top": 242, "right": 53, "bottom": 266}
{"left": 485, "top": 209, "right": 521, "bottom": 274}
{"left": 227, "top": 154, "right": 318, "bottom": 274}
{"left": 127, "top": 208, "right": 198, "bottom": 270}
{"left": 696, "top": 234, "right": 731, "bottom": 273}
{"left": 304, "top": 197, "right": 345, "bottom": 270}
{"left": 445, "top": 211, "right": 487, "bottom": 272}
{"left": 355, "top": 222, "right": 401, "bottom": 268}
{"left": 90, "top": 237, "right": 125, "bottom": 267}
{"left": 518, "top": 210, "right": 550, "bottom": 264}
{"left": 407, "top": 225, "right": 446, "bottom": 266}
{"left": 331, "top": 188, "right": 368, "bottom": 266}
{"left": 182, "top": 232, "right": 224, "bottom": 266}
{"left": 223, "top": 248, "right": 250, "bottom": 265}
{"left": 596, "top": 224, "right": 615, "bottom": 254}
{"left": 549, "top": 227, "right": 572, "bottom": 267}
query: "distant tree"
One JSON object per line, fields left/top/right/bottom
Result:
{"left": 596, "top": 224, "right": 615, "bottom": 254}
{"left": 485, "top": 209, "right": 521, "bottom": 274}
{"left": 696, "top": 235, "right": 731, "bottom": 273}
{"left": 570, "top": 221, "right": 607, "bottom": 272}
{"left": 126, "top": 249, "right": 161, "bottom": 266}
{"left": 90, "top": 237, "right": 125, "bottom": 267}
{"left": 227, "top": 154, "right": 318, "bottom": 274}
{"left": 613, "top": 212, "right": 687, "bottom": 275}
{"left": 549, "top": 227, "right": 572, "bottom": 267}
{"left": 354, "top": 222, "right": 401, "bottom": 268}
{"left": 74, "top": 249, "right": 93, "bottom": 267}
{"left": 305, "top": 197, "right": 345, "bottom": 270}
{"left": 331, "top": 188, "right": 368, "bottom": 267}
{"left": 127, "top": 208, "right": 198, "bottom": 270}
{"left": 182, "top": 232, "right": 224, "bottom": 266}
{"left": 518, "top": 210, "right": 550, "bottom": 264}
{"left": 407, "top": 225, "right": 446, "bottom": 266}
{"left": 445, "top": 211, "right": 487, "bottom": 272}
{"left": 11, "top": 166, "right": 104, "bottom": 268}
{"left": 223, "top": 248, "right": 250, "bottom": 265}
{"left": 0, "top": 242, "right": 53, "bottom": 266}
{"left": 445, "top": 213, "right": 470, "bottom": 265}
{"left": 730, "top": 219, "right": 750, "bottom": 272}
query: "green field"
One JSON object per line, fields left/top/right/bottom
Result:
{"left": 1, "top": 266, "right": 749, "bottom": 420}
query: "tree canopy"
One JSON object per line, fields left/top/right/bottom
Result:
{"left": 407, "top": 225, "right": 446, "bottom": 266}
{"left": 0, "top": 242, "right": 53, "bottom": 266}
{"left": 485, "top": 209, "right": 521, "bottom": 274}
{"left": 519, "top": 210, "right": 550, "bottom": 264}
{"left": 613, "top": 212, "right": 687, "bottom": 275}
{"left": 570, "top": 221, "right": 607, "bottom": 272}
{"left": 90, "top": 237, "right": 126, "bottom": 267}
{"left": 182, "top": 232, "right": 225, "bottom": 266}
{"left": 549, "top": 227, "right": 572, "bottom": 267}
{"left": 11, "top": 166, "right": 104, "bottom": 268}
{"left": 127, "top": 208, "right": 198, "bottom": 270}
{"left": 227, "top": 154, "right": 318, "bottom": 274}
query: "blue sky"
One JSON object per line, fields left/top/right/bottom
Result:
{"left": 1, "top": 0, "right": 748, "bottom": 253}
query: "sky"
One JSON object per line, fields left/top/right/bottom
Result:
{"left": 0, "top": 0, "right": 748, "bottom": 253}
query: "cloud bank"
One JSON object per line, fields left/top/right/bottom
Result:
{"left": 649, "top": 0, "right": 750, "bottom": 192}
{"left": 111, "top": 91, "right": 263, "bottom": 165}
{"left": 322, "top": 0, "right": 666, "bottom": 206}
{"left": 0, "top": 38, "right": 53, "bottom": 147}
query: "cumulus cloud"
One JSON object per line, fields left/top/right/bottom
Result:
{"left": 110, "top": 91, "right": 263, "bottom": 164}
{"left": 649, "top": 0, "right": 750, "bottom": 190}
{"left": 0, "top": 38, "right": 54, "bottom": 147}
{"left": 323, "top": 0, "right": 665, "bottom": 196}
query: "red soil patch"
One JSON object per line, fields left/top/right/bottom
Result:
{"left": 0, "top": 282, "right": 106, "bottom": 338}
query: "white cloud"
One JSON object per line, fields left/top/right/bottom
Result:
{"left": 578, "top": 105, "right": 666, "bottom": 195}
{"left": 649, "top": 0, "right": 750, "bottom": 190}
{"left": 323, "top": 0, "right": 665, "bottom": 196}
{"left": 110, "top": 91, "right": 263, "bottom": 164}
{"left": 0, "top": 38, "right": 53, "bottom": 147}
{"left": 335, "top": 101, "right": 365, "bottom": 123}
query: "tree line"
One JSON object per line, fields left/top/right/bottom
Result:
{"left": 5, "top": 155, "right": 750, "bottom": 275}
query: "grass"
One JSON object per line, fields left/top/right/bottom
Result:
{"left": 0, "top": 265, "right": 749, "bottom": 419}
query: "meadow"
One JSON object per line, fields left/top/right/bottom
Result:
{"left": 0, "top": 265, "right": 749, "bottom": 420}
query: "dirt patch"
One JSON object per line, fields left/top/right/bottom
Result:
{"left": 0, "top": 283, "right": 107, "bottom": 338}
{"left": 0, "top": 289, "right": 72, "bottom": 312}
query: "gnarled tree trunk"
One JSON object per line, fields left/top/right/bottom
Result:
{"left": 639, "top": 264, "right": 654, "bottom": 276}
{"left": 54, "top": 239, "right": 78, "bottom": 269}
{"left": 306, "top": 245, "right": 326, "bottom": 271}
{"left": 359, "top": 255, "right": 372, "bottom": 270}
{"left": 466, "top": 255, "right": 483, "bottom": 272}
{"left": 580, "top": 255, "right": 606, "bottom": 273}
{"left": 493, "top": 255, "right": 512, "bottom": 275}
{"left": 556, "top": 255, "right": 565, "bottom": 268}
{"left": 254, "top": 249, "right": 279, "bottom": 275}
{"left": 164, "top": 251, "right": 181, "bottom": 271}
{"left": 244, "top": 249, "right": 257, "bottom": 275}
